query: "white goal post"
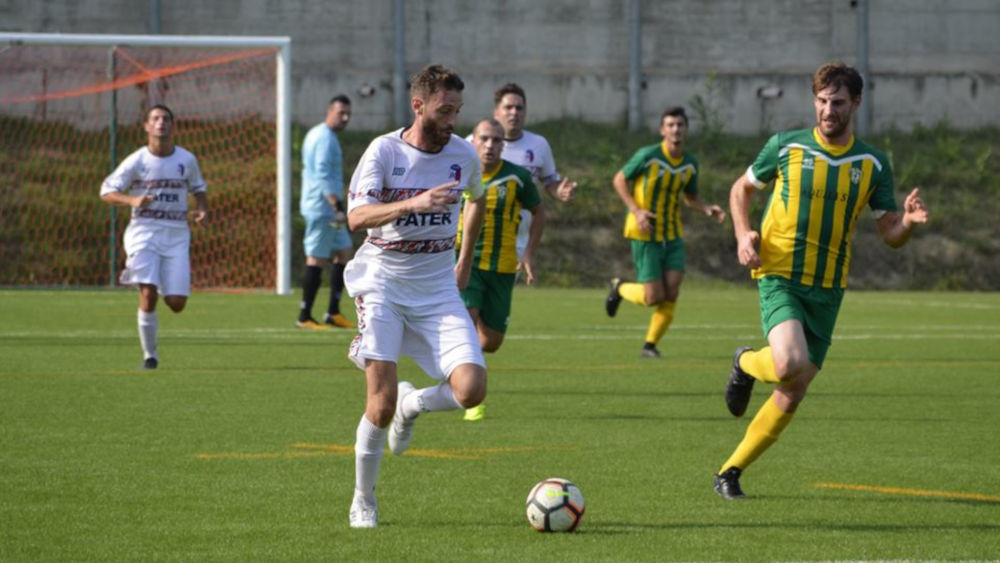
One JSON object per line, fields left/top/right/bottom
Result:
{"left": 0, "top": 32, "right": 294, "bottom": 295}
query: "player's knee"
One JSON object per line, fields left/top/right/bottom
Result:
{"left": 772, "top": 353, "right": 810, "bottom": 382}
{"left": 482, "top": 335, "right": 504, "bottom": 354}
{"left": 367, "top": 398, "right": 396, "bottom": 428}
{"left": 451, "top": 366, "right": 487, "bottom": 407}
{"left": 164, "top": 296, "right": 187, "bottom": 313}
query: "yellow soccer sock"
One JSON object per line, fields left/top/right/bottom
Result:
{"left": 739, "top": 347, "right": 781, "bottom": 383}
{"left": 719, "top": 396, "right": 795, "bottom": 473}
{"left": 618, "top": 282, "right": 646, "bottom": 306}
{"left": 644, "top": 300, "right": 675, "bottom": 345}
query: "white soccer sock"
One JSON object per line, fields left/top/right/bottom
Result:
{"left": 354, "top": 414, "right": 386, "bottom": 501}
{"left": 402, "top": 381, "right": 461, "bottom": 418}
{"left": 137, "top": 309, "right": 158, "bottom": 360}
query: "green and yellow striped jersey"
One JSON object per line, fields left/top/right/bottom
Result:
{"left": 459, "top": 160, "right": 541, "bottom": 273}
{"left": 621, "top": 142, "right": 698, "bottom": 242}
{"left": 747, "top": 128, "right": 898, "bottom": 288}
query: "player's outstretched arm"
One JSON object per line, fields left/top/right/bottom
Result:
{"left": 518, "top": 204, "right": 547, "bottom": 285}
{"left": 683, "top": 193, "right": 727, "bottom": 223}
{"left": 877, "top": 187, "right": 929, "bottom": 248}
{"left": 729, "top": 173, "right": 761, "bottom": 269}
{"left": 455, "top": 195, "right": 485, "bottom": 290}
{"left": 348, "top": 181, "right": 460, "bottom": 231}
{"left": 101, "top": 191, "right": 154, "bottom": 209}
{"left": 613, "top": 170, "right": 655, "bottom": 235}
{"left": 545, "top": 177, "right": 577, "bottom": 202}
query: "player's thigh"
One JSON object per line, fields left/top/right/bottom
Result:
{"left": 121, "top": 225, "right": 162, "bottom": 287}
{"left": 630, "top": 240, "right": 666, "bottom": 283}
{"left": 402, "top": 296, "right": 485, "bottom": 381}
{"left": 348, "top": 296, "right": 406, "bottom": 370}
{"left": 159, "top": 230, "right": 191, "bottom": 298}
{"left": 303, "top": 217, "right": 337, "bottom": 259}
{"left": 478, "top": 270, "right": 515, "bottom": 334}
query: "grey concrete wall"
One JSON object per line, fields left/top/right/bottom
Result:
{"left": 3, "top": 0, "right": 998, "bottom": 134}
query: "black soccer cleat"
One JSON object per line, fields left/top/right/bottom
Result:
{"left": 605, "top": 277, "right": 623, "bottom": 317}
{"left": 725, "top": 346, "right": 755, "bottom": 417}
{"left": 143, "top": 357, "right": 159, "bottom": 370}
{"left": 713, "top": 467, "right": 746, "bottom": 500}
{"left": 640, "top": 344, "right": 661, "bottom": 359}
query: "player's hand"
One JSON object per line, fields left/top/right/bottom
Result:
{"left": 133, "top": 194, "right": 155, "bottom": 209}
{"left": 517, "top": 256, "right": 536, "bottom": 285}
{"left": 737, "top": 230, "right": 761, "bottom": 269}
{"left": 191, "top": 208, "right": 208, "bottom": 224}
{"left": 454, "top": 259, "right": 472, "bottom": 290}
{"left": 411, "top": 181, "right": 460, "bottom": 214}
{"left": 634, "top": 209, "right": 656, "bottom": 235}
{"left": 553, "top": 178, "right": 577, "bottom": 202}
{"left": 705, "top": 204, "right": 727, "bottom": 223}
{"left": 902, "top": 188, "right": 929, "bottom": 227}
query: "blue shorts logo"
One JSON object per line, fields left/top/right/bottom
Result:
{"left": 448, "top": 164, "right": 461, "bottom": 182}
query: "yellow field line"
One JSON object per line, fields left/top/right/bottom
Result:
{"left": 813, "top": 482, "right": 1000, "bottom": 502}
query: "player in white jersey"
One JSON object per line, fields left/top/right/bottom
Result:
{"left": 491, "top": 83, "right": 577, "bottom": 259}
{"left": 100, "top": 105, "right": 208, "bottom": 370}
{"left": 344, "top": 64, "right": 486, "bottom": 529}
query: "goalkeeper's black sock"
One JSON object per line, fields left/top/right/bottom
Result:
{"left": 328, "top": 263, "right": 346, "bottom": 316}
{"left": 299, "top": 265, "right": 322, "bottom": 322}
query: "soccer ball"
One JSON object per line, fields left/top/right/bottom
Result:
{"left": 525, "top": 477, "right": 585, "bottom": 532}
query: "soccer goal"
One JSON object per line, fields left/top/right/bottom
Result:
{"left": 0, "top": 32, "right": 293, "bottom": 294}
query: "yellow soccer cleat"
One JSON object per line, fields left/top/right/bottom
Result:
{"left": 324, "top": 313, "right": 357, "bottom": 329}
{"left": 296, "top": 318, "right": 332, "bottom": 330}
{"left": 463, "top": 404, "right": 485, "bottom": 422}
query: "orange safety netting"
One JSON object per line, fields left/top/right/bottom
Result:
{"left": 0, "top": 44, "right": 278, "bottom": 289}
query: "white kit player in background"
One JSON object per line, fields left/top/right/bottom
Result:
{"left": 99, "top": 104, "right": 208, "bottom": 370}
{"left": 491, "top": 83, "right": 577, "bottom": 260}
{"left": 343, "top": 64, "right": 487, "bottom": 529}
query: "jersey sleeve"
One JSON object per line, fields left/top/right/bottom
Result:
{"left": 100, "top": 152, "right": 139, "bottom": 196}
{"left": 518, "top": 167, "right": 542, "bottom": 210}
{"left": 187, "top": 154, "right": 207, "bottom": 193}
{"left": 463, "top": 158, "right": 484, "bottom": 200}
{"left": 536, "top": 137, "right": 560, "bottom": 184}
{"left": 621, "top": 146, "right": 652, "bottom": 181}
{"left": 867, "top": 151, "right": 898, "bottom": 213}
{"left": 347, "top": 139, "right": 388, "bottom": 212}
{"left": 684, "top": 158, "right": 699, "bottom": 196}
{"left": 747, "top": 133, "right": 782, "bottom": 189}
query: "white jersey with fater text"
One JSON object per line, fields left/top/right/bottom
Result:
{"left": 500, "top": 130, "right": 560, "bottom": 258}
{"left": 100, "top": 146, "right": 207, "bottom": 229}
{"left": 345, "top": 129, "right": 483, "bottom": 306}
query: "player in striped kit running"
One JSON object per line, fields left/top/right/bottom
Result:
{"left": 605, "top": 106, "right": 726, "bottom": 358}
{"left": 713, "top": 62, "right": 929, "bottom": 500}
{"left": 458, "top": 118, "right": 545, "bottom": 422}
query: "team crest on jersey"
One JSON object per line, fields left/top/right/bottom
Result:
{"left": 526, "top": 149, "right": 535, "bottom": 163}
{"left": 448, "top": 164, "right": 462, "bottom": 182}
{"left": 850, "top": 166, "right": 862, "bottom": 184}
{"left": 802, "top": 157, "right": 814, "bottom": 170}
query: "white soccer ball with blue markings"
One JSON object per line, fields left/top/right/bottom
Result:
{"left": 525, "top": 477, "right": 585, "bottom": 532}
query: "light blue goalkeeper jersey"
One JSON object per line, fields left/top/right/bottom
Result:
{"left": 300, "top": 123, "right": 343, "bottom": 218}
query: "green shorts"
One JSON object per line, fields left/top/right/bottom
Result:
{"left": 630, "top": 238, "right": 686, "bottom": 282}
{"left": 460, "top": 268, "right": 515, "bottom": 333}
{"left": 757, "top": 275, "right": 844, "bottom": 368}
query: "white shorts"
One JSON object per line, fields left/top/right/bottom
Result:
{"left": 119, "top": 223, "right": 191, "bottom": 296}
{"left": 348, "top": 292, "right": 485, "bottom": 380}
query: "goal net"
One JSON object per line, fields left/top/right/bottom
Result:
{"left": 0, "top": 33, "right": 292, "bottom": 293}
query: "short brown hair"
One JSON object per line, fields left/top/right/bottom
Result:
{"left": 409, "top": 64, "right": 464, "bottom": 99}
{"left": 145, "top": 104, "right": 174, "bottom": 122}
{"left": 812, "top": 62, "right": 863, "bottom": 98}
{"left": 660, "top": 106, "right": 688, "bottom": 126}
{"left": 493, "top": 83, "right": 526, "bottom": 106}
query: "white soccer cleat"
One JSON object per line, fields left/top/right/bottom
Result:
{"left": 388, "top": 381, "right": 417, "bottom": 456}
{"left": 349, "top": 494, "right": 378, "bottom": 529}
